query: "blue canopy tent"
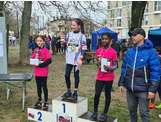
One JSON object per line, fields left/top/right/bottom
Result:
{"left": 91, "top": 27, "right": 118, "bottom": 52}
{"left": 148, "top": 28, "right": 161, "bottom": 47}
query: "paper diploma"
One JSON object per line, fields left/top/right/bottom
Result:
{"left": 101, "top": 58, "right": 110, "bottom": 72}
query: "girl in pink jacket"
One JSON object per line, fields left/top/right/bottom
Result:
{"left": 31, "top": 35, "right": 52, "bottom": 110}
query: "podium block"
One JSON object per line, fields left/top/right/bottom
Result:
{"left": 27, "top": 96, "right": 118, "bottom": 122}
{"left": 52, "top": 96, "right": 88, "bottom": 122}
{"left": 27, "top": 105, "right": 54, "bottom": 122}
{"left": 77, "top": 112, "right": 118, "bottom": 122}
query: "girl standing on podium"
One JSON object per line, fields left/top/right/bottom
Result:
{"left": 60, "top": 18, "right": 87, "bottom": 101}
{"left": 31, "top": 35, "right": 52, "bottom": 110}
{"left": 91, "top": 33, "right": 118, "bottom": 121}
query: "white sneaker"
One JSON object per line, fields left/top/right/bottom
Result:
{"left": 159, "top": 114, "right": 161, "bottom": 118}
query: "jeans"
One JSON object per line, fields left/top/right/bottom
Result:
{"left": 127, "top": 90, "right": 149, "bottom": 122}
{"left": 65, "top": 64, "right": 79, "bottom": 89}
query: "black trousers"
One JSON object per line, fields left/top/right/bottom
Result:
{"left": 94, "top": 80, "right": 113, "bottom": 114}
{"left": 158, "top": 80, "right": 161, "bottom": 100}
{"left": 35, "top": 77, "right": 48, "bottom": 102}
{"left": 65, "top": 64, "right": 80, "bottom": 89}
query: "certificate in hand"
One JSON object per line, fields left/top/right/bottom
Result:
{"left": 30, "top": 58, "right": 40, "bottom": 66}
{"left": 101, "top": 58, "right": 110, "bottom": 72}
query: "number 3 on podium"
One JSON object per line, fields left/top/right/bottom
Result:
{"left": 62, "top": 103, "right": 66, "bottom": 113}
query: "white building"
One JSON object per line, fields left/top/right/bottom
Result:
{"left": 106, "top": 1, "right": 161, "bottom": 38}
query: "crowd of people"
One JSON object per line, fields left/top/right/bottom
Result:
{"left": 29, "top": 17, "right": 161, "bottom": 121}
{"left": 28, "top": 34, "right": 91, "bottom": 55}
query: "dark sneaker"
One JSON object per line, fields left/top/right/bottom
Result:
{"left": 72, "top": 91, "right": 78, "bottom": 101}
{"left": 98, "top": 113, "right": 107, "bottom": 122}
{"left": 34, "top": 100, "right": 42, "bottom": 109}
{"left": 90, "top": 112, "right": 97, "bottom": 121}
{"left": 63, "top": 91, "right": 72, "bottom": 98}
{"left": 42, "top": 102, "right": 49, "bottom": 110}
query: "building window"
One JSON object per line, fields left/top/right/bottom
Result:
{"left": 117, "top": 9, "right": 122, "bottom": 17}
{"left": 154, "top": 1, "right": 161, "bottom": 11}
{"left": 108, "top": 2, "right": 111, "bottom": 9}
{"left": 108, "top": 10, "right": 111, "bottom": 18}
{"left": 108, "top": 10, "right": 111, "bottom": 17}
{"left": 110, "top": 10, "right": 114, "bottom": 18}
{"left": 145, "top": 3, "right": 149, "bottom": 13}
{"left": 144, "top": 16, "right": 148, "bottom": 25}
{"left": 122, "top": 1, "right": 127, "bottom": 6}
{"left": 117, "top": 19, "right": 121, "bottom": 27}
{"left": 116, "top": 1, "right": 118, "bottom": 7}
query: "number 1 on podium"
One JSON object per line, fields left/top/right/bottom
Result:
{"left": 62, "top": 103, "right": 66, "bottom": 113}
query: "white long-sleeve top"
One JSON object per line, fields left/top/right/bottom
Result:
{"left": 65, "top": 32, "right": 87, "bottom": 65}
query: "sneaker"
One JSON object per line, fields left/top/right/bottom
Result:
{"left": 98, "top": 113, "right": 107, "bottom": 122}
{"left": 63, "top": 91, "right": 72, "bottom": 98}
{"left": 156, "top": 103, "right": 161, "bottom": 109}
{"left": 34, "top": 100, "right": 42, "bottom": 109}
{"left": 159, "top": 114, "right": 161, "bottom": 118}
{"left": 148, "top": 103, "right": 156, "bottom": 109}
{"left": 90, "top": 112, "right": 97, "bottom": 121}
{"left": 72, "top": 91, "right": 78, "bottom": 101}
{"left": 42, "top": 102, "right": 49, "bottom": 110}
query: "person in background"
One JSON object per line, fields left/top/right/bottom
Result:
{"left": 51, "top": 36, "right": 56, "bottom": 55}
{"left": 12, "top": 35, "right": 17, "bottom": 46}
{"left": 56, "top": 39, "right": 61, "bottom": 53}
{"left": 28, "top": 35, "right": 36, "bottom": 60}
{"left": 86, "top": 38, "right": 91, "bottom": 51}
{"left": 112, "top": 40, "right": 120, "bottom": 59}
{"left": 155, "top": 53, "right": 161, "bottom": 109}
{"left": 61, "top": 41, "right": 65, "bottom": 54}
{"left": 43, "top": 35, "right": 50, "bottom": 50}
{"left": 28, "top": 36, "right": 36, "bottom": 52}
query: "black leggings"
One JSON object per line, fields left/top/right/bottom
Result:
{"left": 94, "top": 80, "right": 113, "bottom": 114}
{"left": 35, "top": 77, "right": 48, "bottom": 102}
{"left": 65, "top": 64, "right": 79, "bottom": 89}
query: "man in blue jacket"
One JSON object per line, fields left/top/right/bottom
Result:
{"left": 118, "top": 28, "right": 160, "bottom": 122}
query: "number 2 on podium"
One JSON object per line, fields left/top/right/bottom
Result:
{"left": 62, "top": 103, "right": 66, "bottom": 113}
{"left": 37, "top": 112, "right": 42, "bottom": 121}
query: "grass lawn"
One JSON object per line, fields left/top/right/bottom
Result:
{"left": 0, "top": 46, "right": 160, "bottom": 122}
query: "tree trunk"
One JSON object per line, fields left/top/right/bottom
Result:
{"left": 19, "top": 1, "right": 32, "bottom": 64}
{"left": 6, "top": 24, "right": 9, "bottom": 62}
{"left": 16, "top": 10, "right": 19, "bottom": 38}
{"left": 0, "top": 1, "right": 4, "bottom": 17}
{"left": 130, "top": 1, "right": 147, "bottom": 31}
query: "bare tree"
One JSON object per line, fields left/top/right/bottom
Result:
{"left": 19, "top": 1, "right": 32, "bottom": 64}
{"left": 34, "top": 1, "right": 106, "bottom": 27}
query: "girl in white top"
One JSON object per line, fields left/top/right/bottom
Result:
{"left": 61, "top": 18, "right": 87, "bottom": 101}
